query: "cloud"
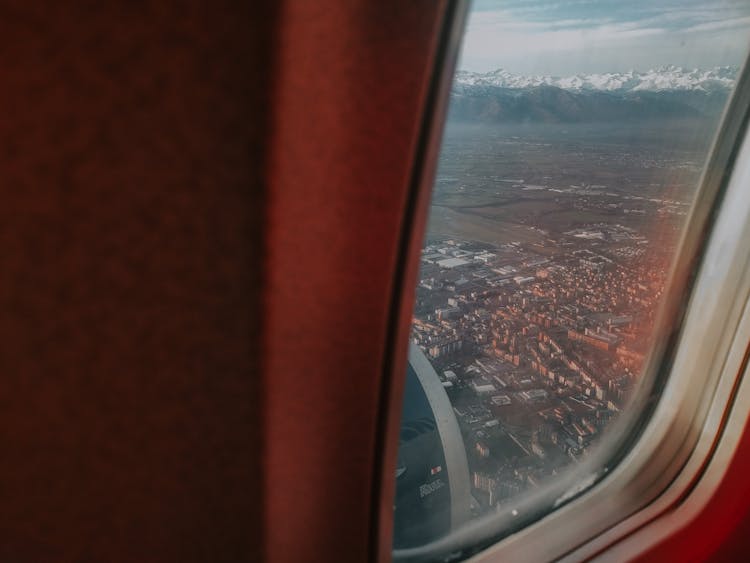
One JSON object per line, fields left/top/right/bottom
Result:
{"left": 458, "top": 1, "right": 750, "bottom": 73}
{"left": 684, "top": 15, "right": 750, "bottom": 33}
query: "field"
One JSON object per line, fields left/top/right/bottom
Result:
{"left": 425, "top": 120, "right": 711, "bottom": 245}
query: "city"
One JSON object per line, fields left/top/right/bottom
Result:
{"left": 410, "top": 120, "right": 703, "bottom": 518}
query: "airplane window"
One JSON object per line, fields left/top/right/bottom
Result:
{"left": 392, "top": 0, "right": 750, "bottom": 559}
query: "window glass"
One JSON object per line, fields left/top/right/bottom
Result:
{"left": 393, "top": 0, "right": 750, "bottom": 556}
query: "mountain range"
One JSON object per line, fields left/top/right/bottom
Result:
{"left": 449, "top": 66, "right": 737, "bottom": 123}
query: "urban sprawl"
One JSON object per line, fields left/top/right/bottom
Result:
{"left": 413, "top": 223, "right": 671, "bottom": 514}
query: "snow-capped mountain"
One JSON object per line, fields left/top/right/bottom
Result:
{"left": 447, "top": 66, "right": 736, "bottom": 123}
{"left": 455, "top": 66, "right": 737, "bottom": 93}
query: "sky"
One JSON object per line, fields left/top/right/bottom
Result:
{"left": 458, "top": 0, "right": 750, "bottom": 74}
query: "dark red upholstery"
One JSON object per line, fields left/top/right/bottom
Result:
{"left": 0, "top": 1, "right": 446, "bottom": 561}
{"left": 0, "top": 3, "right": 272, "bottom": 561}
{"left": 264, "top": 3, "right": 445, "bottom": 562}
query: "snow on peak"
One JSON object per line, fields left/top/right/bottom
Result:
{"left": 455, "top": 66, "right": 737, "bottom": 93}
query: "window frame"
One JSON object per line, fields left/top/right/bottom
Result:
{"left": 379, "top": 2, "right": 750, "bottom": 560}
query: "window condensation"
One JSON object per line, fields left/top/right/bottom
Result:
{"left": 392, "top": 0, "right": 750, "bottom": 558}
